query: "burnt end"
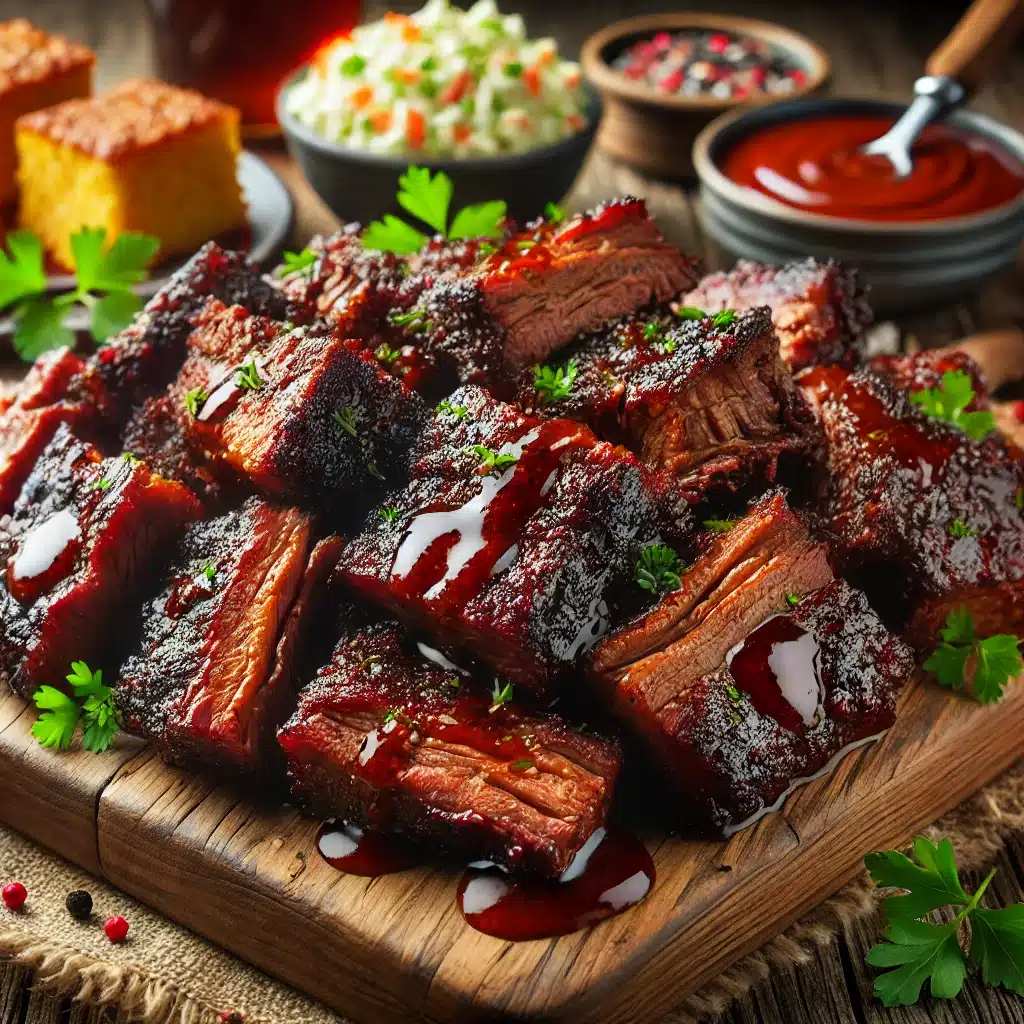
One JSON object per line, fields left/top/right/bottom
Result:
{"left": 682, "top": 259, "right": 871, "bottom": 373}
{"left": 799, "top": 354, "right": 1024, "bottom": 648}
{"left": 388, "top": 197, "right": 698, "bottom": 390}
{"left": 521, "top": 307, "right": 819, "bottom": 503}
{"left": 0, "top": 424, "right": 201, "bottom": 698}
{"left": 278, "top": 618, "right": 621, "bottom": 877}
{"left": 338, "top": 385, "right": 683, "bottom": 689}
{"left": 0, "top": 347, "right": 102, "bottom": 516}
{"left": 71, "top": 242, "right": 306, "bottom": 428}
{"left": 175, "top": 301, "right": 428, "bottom": 510}
{"left": 116, "top": 498, "right": 341, "bottom": 779}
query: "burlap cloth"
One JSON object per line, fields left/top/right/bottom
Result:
{"left": 3, "top": 761, "right": 1024, "bottom": 1024}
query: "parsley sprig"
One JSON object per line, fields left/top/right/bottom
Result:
{"left": 362, "top": 167, "right": 507, "bottom": 254}
{"left": 533, "top": 358, "right": 578, "bottom": 405}
{"left": 276, "top": 248, "right": 317, "bottom": 277}
{"left": 31, "top": 661, "right": 120, "bottom": 754}
{"left": 0, "top": 228, "right": 159, "bottom": 361}
{"left": 865, "top": 836, "right": 1024, "bottom": 1006}
{"left": 909, "top": 370, "right": 996, "bottom": 442}
{"left": 489, "top": 681, "right": 514, "bottom": 713}
{"left": 923, "top": 607, "right": 1022, "bottom": 704}
{"left": 635, "top": 544, "right": 683, "bottom": 596}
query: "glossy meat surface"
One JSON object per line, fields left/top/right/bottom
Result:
{"left": 278, "top": 617, "right": 621, "bottom": 877}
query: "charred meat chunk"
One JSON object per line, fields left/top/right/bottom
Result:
{"left": 521, "top": 307, "right": 818, "bottom": 502}
{"left": 0, "top": 425, "right": 200, "bottom": 698}
{"left": 391, "top": 198, "right": 698, "bottom": 388}
{"left": 0, "top": 347, "right": 101, "bottom": 515}
{"left": 681, "top": 259, "right": 871, "bottom": 373}
{"left": 589, "top": 492, "right": 911, "bottom": 833}
{"left": 175, "top": 301, "right": 427, "bottom": 508}
{"left": 799, "top": 353, "right": 1024, "bottom": 649}
{"left": 338, "top": 385, "right": 680, "bottom": 689}
{"left": 278, "top": 618, "right": 621, "bottom": 877}
{"left": 117, "top": 499, "right": 341, "bottom": 778}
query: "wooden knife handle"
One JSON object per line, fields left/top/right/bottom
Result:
{"left": 926, "top": 0, "right": 1024, "bottom": 97}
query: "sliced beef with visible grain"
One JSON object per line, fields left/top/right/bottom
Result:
{"left": 117, "top": 499, "right": 341, "bottom": 779}
{"left": 0, "top": 424, "right": 201, "bottom": 698}
{"left": 682, "top": 259, "right": 871, "bottom": 373}
{"left": 278, "top": 617, "right": 621, "bottom": 877}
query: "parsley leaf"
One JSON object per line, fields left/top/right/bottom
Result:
{"left": 635, "top": 544, "right": 683, "bottom": 596}
{"left": 449, "top": 200, "right": 507, "bottom": 241}
{"left": 72, "top": 228, "right": 159, "bottom": 293}
{"left": 0, "top": 230, "right": 47, "bottom": 309}
{"left": 489, "top": 680, "right": 513, "bottom": 712}
{"left": 277, "top": 248, "right": 317, "bottom": 277}
{"left": 969, "top": 904, "right": 1024, "bottom": 994}
{"left": 949, "top": 519, "right": 976, "bottom": 538}
{"left": 396, "top": 165, "right": 452, "bottom": 234}
{"left": 378, "top": 505, "right": 400, "bottom": 522}
{"left": 909, "top": 370, "right": 996, "bottom": 442}
{"left": 867, "top": 917, "right": 967, "bottom": 1006}
{"left": 676, "top": 306, "right": 705, "bottom": 320}
{"left": 544, "top": 201, "right": 565, "bottom": 222}
{"left": 865, "top": 837, "right": 969, "bottom": 919}
{"left": 66, "top": 661, "right": 105, "bottom": 698}
{"left": 466, "top": 444, "right": 517, "bottom": 474}
{"left": 81, "top": 689, "right": 119, "bottom": 753}
{"left": 362, "top": 215, "right": 428, "bottom": 255}
{"left": 13, "top": 297, "right": 75, "bottom": 360}
{"left": 975, "top": 635, "right": 1024, "bottom": 703}
{"left": 185, "top": 387, "right": 207, "bottom": 418}
{"left": 30, "top": 686, "right": 81, "bottom": 750}
{"left": 711, "top": 309, "right": 737, "bottom": 328}
{"left": 533, "top": 358, "right": 578, "bottom": 405}
{"left": 923, "top": 607, "right": 1021, "bottom": 703}
{"left": 704, "top": 518, "right": 738, "bottom": 534}
{"left": 90, "top": 290, "right": 143, "bottom": 343}
{"left": 235, "top": 360, "right": 265, "bottom": 390}
{"left": 435, "top": 400, "right": 468, "bottom": 419}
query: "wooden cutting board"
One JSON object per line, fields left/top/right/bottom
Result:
{"left": 1, "top": 674, "right": 1022, "bottom": 1024}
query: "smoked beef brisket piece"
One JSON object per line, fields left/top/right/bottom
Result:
{"left": 175, "top": 300, "right": 427, "bottom": 508}
{"left": 338, "top": 385, "right": 683, "bottom": 690}
{"left": 278, "top": 617, "right": 621, "bottom": 877}
{"left": 387, "top": 198, "right": 697, "bottom": 388}
{"left": 681, "top": 259, "right": 870, "bottom": 373}
{"left": 799, "top": 352, "right": 1024, "bottom": 649}
{"left": 519, "top": 306, "right": 818, "bottom": 501}
{"left": 0, "top": 425, "right": 200, "bottom": 698}
{"left": 589, "top": 492, "right": 912, "bottom": 833}
{"left": 117, "top": 498, "right": 341, "bottom": 778}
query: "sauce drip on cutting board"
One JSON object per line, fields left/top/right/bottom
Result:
{"left": 316, "top": 821, "right": 422, "bottom": 876}
{"left": 456, "top": 828, "right": 655, "bottom": 941}
{"left": 721, "top": 115, "right": 1024, "bottom": 222}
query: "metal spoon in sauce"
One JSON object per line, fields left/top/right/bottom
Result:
{"left": 860, "top": 0, "right": 1024, "bottom": 178}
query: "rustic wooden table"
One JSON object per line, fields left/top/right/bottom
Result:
{"left": 0, "top": 1, "right": 1022, "bottom": 1022}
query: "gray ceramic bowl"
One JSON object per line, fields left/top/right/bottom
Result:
{"left": 277, "top": 70, "right": 601, "bottom": 227}
{"left": 693, "top": 97, "right": 1024, "bottom": 311}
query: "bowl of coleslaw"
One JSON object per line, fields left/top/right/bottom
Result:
{"left": 277, "top": 0, "right": 600, "bottom": 225}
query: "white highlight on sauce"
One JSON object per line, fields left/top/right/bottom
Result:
{"left": 416, "top": 642, "right": 463, "bottom": 672}
{"left": 317, "top": 822, "right": 364, "bottom": 860}
{"left": 599, "top": 870, "right": 651, "bottom": 910}
{"left": 559, "top": 826, "right": 606, "bottom": 883}
{"left": 490, "top": 544, "right": 518, "bottom": 576}
{"left": 767, "top": 631, "right": 821, "bottom": 727}
{"left": 461, "top": 874, "right": 510, "bottom": 915}
{"left": 11, "top": 509, "right": 80, "bottom": 581}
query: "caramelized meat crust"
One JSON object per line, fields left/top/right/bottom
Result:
{"left": 278, "top": 617, "right": 621, "bottom": 877}
{"left": 0, "top": 424, "right": 200, "bottom": 698}
{"left": 799, "top": 353, "right": 1024, "bottom": 647}
{"left": 682, "top": 259, "right": 871, "bottom": 373}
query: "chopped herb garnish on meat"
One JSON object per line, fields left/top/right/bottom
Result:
{"left": 184, "top": 387, "right": 207, "bottom": 417}
{"left": 332, "top": 407, "right": 358, "bottom": 437}
{"left": 277, "top": 248, "right": 317, "bottom": 277}
{"left": 676, "top": 306, "right": 705, "bottom": 320}
{"left": 466, "top": 444, "right": 517, "bottom": 474}
{"left": 1017, "top": 488, "right": 1024, "bottom": 511}
{"left": 444, "top": 677, "right": 460, "bottom": 688}
{"left": 378, "top": 506, "right": 400, "bottom": 522}
{"left": 786, "top": 592, "right": 801, "bottom": 607}
{"left": 544, "top": 201, "right": 565, "bottom": 222}
{"left": 923, "top": 606, "right": 1022, "bottom": 704}
{"left": 360, "top": 655, "right": 382, "bottom": 671}
{"left": 515, "top": 239, "right": 537, "bottom": 250}
{"left": 489, "top": 681, "right": 514, "bottom": 712}
{"left": 726, "top": 683, "right": 743, "bottom": 704}
{"left": 509, "top": 758, "right": 534, "bottom": 771}
{"left": 235, "top": 360, "right": 265, "bottom": 390}
{"left": 375, "top": 342, "right": 403, "bottom": 364}
{"left": 435, "top": 399, "right": 468, "bottom": 419}
{"left": 909, "top": 370, "right": 995, "bottom": 442}
{"left": 92, "top": 478, "right": 110, "bottom": 491}
{"left": 533, "top": 358, "right": 578, "bottom": 405}
{"left": 367, "top": 461, "right": 386, "bottom": 482}
{"left": 635, "top": 544, "right": 683, "bottom": 596}
{"left": 200, "top": 560, "right": 216, "bottom": 584}
{"left": 660, "top": 339, "right": 677, "bottom": 354}
{"left": 382, "top": 708, "right": 398, "bottom": 723}
{"left": 643, "top": 322, "right": 663, "bottom": 343}
{"left": 949, "top": 519, "right": 976, "bottom": 538}
{"left": 120, "top": 451, "right": 140, "bottom": 465}
{"left": 711, "top": 309, "right": 737, "bottom": 328}
{"left": 704, "top": 518, "right": 738, "bottom": 534}
{"left": 387, "top": 308, "right": 432, "bottom": 333}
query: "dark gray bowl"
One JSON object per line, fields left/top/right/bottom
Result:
{"left": 693, "top": 98, "right": 1024, "bottom": 312}
{"left": 277, "top": 70, "right": 601, "bottom": 227}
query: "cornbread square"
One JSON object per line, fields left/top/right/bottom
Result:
{"left": 16, "top": 78, "right": 247, "bottom": 269}
{"left": 0, "top": 20, "right": 93, "bottom": 204}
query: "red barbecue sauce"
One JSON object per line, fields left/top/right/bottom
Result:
{"left": 721, "top": 115, "right": 1024, "bottom": 222}
{"left": 316, "top": 821, "right": 422, "bottom": 876}
{"left": 456, "top": 829, "right": 655, "bottom": 941}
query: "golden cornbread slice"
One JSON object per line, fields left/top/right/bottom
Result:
{"left": 0, "top": 20, "right": 93, "bottom": 204}
{"left": 16, "top": 79, "right": 247, "bottom": 269}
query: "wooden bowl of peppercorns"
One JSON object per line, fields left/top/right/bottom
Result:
{"left": 581, "top": 12, "right": 830, "bottom": 179}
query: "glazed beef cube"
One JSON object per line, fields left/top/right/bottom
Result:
{"left": 0, "top": 424, "right": 200, "bottom": 698}
{"left": 117, "top": 499, "right": 340, "bottom": 778}
{"left": 278, "top": 618, "right": 621, "bottom": 877}
{"left": 71, "top": 242, "right": 305, "bottom": 428}
{"left": 589, "top": 492, "right": 912, "bottom": 833}
{"left": 681, "top": 259, "right": 871, "bottom": 373}
{"left": 521, "top": 307, "right": 818, "bottom": 502}
{"left": 175, "top": 300, "right": 427, "bottom": 508}
{"left": 0, "top": 347, "right": 101, "bottom": 515}
{"left": 799, "top": 352, "right": 1024, "bottom": 649}
{"left": 389, "top": 198, "right": 697, "bottom": 388}
{"left": 338, "top": 386, "right": 679, "bottom": 689}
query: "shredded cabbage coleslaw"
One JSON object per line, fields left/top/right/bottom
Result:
{"left": 285, "top": 0, "right": 588, "bottom": 158}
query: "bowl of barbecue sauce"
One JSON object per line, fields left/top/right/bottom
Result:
{"left": 694, "top": 98, "right": 1024, "bottom": 310}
